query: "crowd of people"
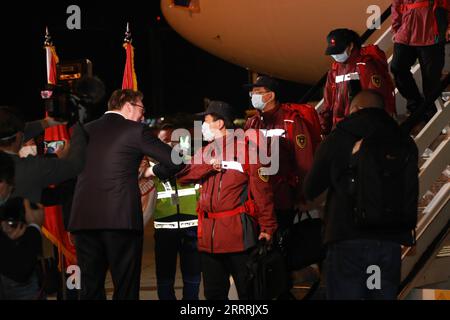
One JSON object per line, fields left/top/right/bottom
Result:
{"left": 1, "top": 0, "right": 448, "bottom": 300}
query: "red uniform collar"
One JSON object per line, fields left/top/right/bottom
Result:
{"left": 259, "top": 103, "right": 282, "bottom": 122}
{"left": 342, "top": 48, "right": 361, "bottom": 65}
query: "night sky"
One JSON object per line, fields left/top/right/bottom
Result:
{"left": 0, "top": 1, "right": 310, "bottom": 123}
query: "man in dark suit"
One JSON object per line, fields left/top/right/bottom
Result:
{"left": 68, "top": 89, "right": 184, "bottom": 300}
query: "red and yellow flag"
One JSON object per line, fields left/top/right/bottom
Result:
{"left": 45, "top": 45, "right": 59, "bottom": 85}
{"left": 43, "top": 31, "right": 77, "bottom": 268}
{"left": 122, "top": 41, "right": 138, "bottom": 90}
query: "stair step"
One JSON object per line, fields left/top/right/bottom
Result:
{"left": 418, "top": 171, "right": 450, "bottom": 208}
{"left": 437, "top": 245, "right": 450, "bottom": 258}
{"left": 406, "top": 289, "right": 450, "bottom": 300}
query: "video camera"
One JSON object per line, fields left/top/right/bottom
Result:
{"left": 41, "top": 76, "right": 105, "bottom": 126}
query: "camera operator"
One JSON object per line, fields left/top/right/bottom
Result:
{"left": 0, "top": 151, "right": 45, "bottom": 300}
{"left": 37, "top": 76, "right": 105, "bottom": 225}
{"left": 0, "top": 107, "right": 87, "bottom": 203}
{"left": 43, "top": 75, "right": 106, "bottom": 128}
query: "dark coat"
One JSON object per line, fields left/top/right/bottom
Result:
{"left": 11, "top": 123, "right": 87, "bottom": 203}
{"left": 69, "top": 113, "right": 184, "bottom": 231}
{"left": 0, "top": 226, "right": 42, "bottom": 283}
{"left": 304, "top": 108, "right": 417, "bottom": 246}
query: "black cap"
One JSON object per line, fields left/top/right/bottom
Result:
{"left": 0, "top": 107, "right": 24, "bottom": 141}
{"left": 325, "top": 28, "right": 355, "bottom": 55}
{"left": 196, "top": 100, "right": 234, "bottom": 123}
{"left": 244, "top": 75, "right": 280, "bottom": 96}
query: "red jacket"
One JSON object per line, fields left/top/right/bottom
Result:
{"left": 392, "top": 0, "right": 450, "bottom": 46}
{"left": 320, "top": 48, "right": 394, "bottom": 135}
{"left": 244, "top": 103, "right": 315, "bottom": 210}
{"left": 177, "top": 135, "right": 277, "bottom": 254}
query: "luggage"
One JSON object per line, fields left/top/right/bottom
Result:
{"left": 349, "top": 132, "right": 419, "bottom": 235}
{"left": 285, "top": 211, "right": 325, "bottom": 271}
{"left": 246, "top": 240, "right": 287, "bottom": 300}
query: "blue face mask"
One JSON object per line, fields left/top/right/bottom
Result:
{"left": 331, "top": 50, "right": 350, "bottom": 63}
{"left": 251, "top": 94, "right": 267, "bottom": 111}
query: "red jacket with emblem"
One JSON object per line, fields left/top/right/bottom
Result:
{"left": 176, "top": 134, "right": 277, "bottom": 254}
{"left": 244, "top": 103, "right": 318, "bottom": 210}
{"left": 320, "top": 47, "right": 395, "bottom": 135}
{"left": 392, "top": 0, "right": 450, "bottom": 46}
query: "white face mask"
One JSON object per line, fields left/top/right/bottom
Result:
{"left": 19, "top": 145, "right": 37, "bottom": 158}
{"left": 251, "top": 94, "right": 267, "bottom": 111}
{"left": 201, "top": 122, "right": 216, "bottom": 142}
{"left": 331, "top": 50, "right": 350, "bottom": 63}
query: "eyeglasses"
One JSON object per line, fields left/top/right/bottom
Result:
{"left": 249, "top": 91, "right": 270, "bottom": 97}
{"left": 131, "top": 103, "right": 145, "bottom": 112}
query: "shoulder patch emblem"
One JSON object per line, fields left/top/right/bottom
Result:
{"left": 258, "top": 167, "right": 269, "bottom": 183}
{"left": 296, "top": 134, "right": 307, "bottom": 149}
{"left": 371, "top": 75, "right": 382, "bottom": 88}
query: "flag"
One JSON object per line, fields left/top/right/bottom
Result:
{"left": 122, "top": 42, "right": 138, "bottom": 90}
{"left": 45, "top": 45, "right": 59, "bottom": 85}
{"left": 122, "top": 23, "right": 138, "bottom": 90}
{"left": 43, "top": 29, "right": 77, "bottom": 269}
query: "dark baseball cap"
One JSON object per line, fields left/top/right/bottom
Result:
{"left": 196, "top": 100, "right": 235, "bottom": 123}
{"left": 325, "top": 28, "right": 356, "bottom": 55}
{"left": 244, "top": 75, "right": 280, "bottom": 96}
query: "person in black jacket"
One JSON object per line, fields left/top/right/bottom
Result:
{"left": 304, "top": 90, "right": 418, "bottom": 300}
{"left": 0, "top": 152, "right": 45, "bottom": 300}
{"left": 0, "top": 108, "right": 87, "bottom": 204}
{"left": 69, "top": 89, "right": 185, "bottom": 300}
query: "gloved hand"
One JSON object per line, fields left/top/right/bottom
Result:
{"left": 179, "top": 136, "right": 190, "bottom": 153}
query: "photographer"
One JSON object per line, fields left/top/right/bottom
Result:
{"left": 0, "top": 152, "right": 45, "bottom": 300}
{"left": 0, "top": 107, "right": 87, "bottom": 203}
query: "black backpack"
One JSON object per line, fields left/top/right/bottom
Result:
{"left": 349, "top": 132, "right": 419, "bottom": 235}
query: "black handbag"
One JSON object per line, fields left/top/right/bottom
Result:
{"left": 286, "top": 211, "right": 325, "bottom": 271}
{"left": 246, "top": 240, "right": 287, "bottom": 300}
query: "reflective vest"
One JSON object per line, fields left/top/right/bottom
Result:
{"left": 153, "top": 179, "right": 199, "bottom": 226}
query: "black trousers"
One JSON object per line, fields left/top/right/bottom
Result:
{"left": 391, "top": 42, "right": 445, "bottom": 113}
{"left": 154, "top": 226, "right": 201, "bottom": 300}
{"left": 74, "top": 230, "right": 143, "bottom": 300}
{"left": 201, "top": 251, "right": 251, "bottom": 300}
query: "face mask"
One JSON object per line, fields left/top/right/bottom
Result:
{"left": 331, "top": 50, "right": 350, "bottom": 63}
{"left": 251, "top": 94, "right": 267, "bottom": 111}
{"left": 19, "top": 145, "right": 37, "bottom": 158}
{"left": 201, "top": 122, "right": 215, "bottom": 142}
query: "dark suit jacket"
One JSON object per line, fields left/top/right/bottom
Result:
{"left": 68, "top": 113, "right": 183, "bottom": 231}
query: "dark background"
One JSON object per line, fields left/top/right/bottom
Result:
{"left": 0, "top": 1, "right": 311, "bottom": 122}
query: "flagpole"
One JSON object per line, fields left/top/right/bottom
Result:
{"left": 124, "top": 22, "right": 131, "bottom": 44}
{"left": 44, "top": 27, "right": 59, "bottom": 86}
{"left": 44, "top": 27, "right": 52, "bottom": 86}
{"left": 44, "top": 26, "right": 51, "bottom": 46}
{"left": 43, "top": 27, "right": 70, "bottom": 300}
